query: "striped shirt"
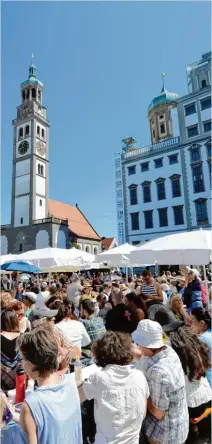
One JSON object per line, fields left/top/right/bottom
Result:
{"left": 142, "top": 280, "right": 158, "bottom": 297}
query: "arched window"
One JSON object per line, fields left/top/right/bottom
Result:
{"left": 38, "top": 90, "right": 41, "bottom": 101}
{"left": 201, "top": 79, "right": 207, "bottom": 88}
{"left": 40, "top": 165, "right": 44, "bottom": 176}
{"left": 93, "top": 247, "right": 98, "bottom": 255}
{"left": 22, "top": 90, "right": 25, "bottom": 102}
{"left": 19, "top": 127, "right": 23, "bottom": 139}
{"left": 41, "top": 128, "right": 45, "bottom": 139}
{"left": 37, "top": 126, "right": 40, "bottom": 136}
{"left": 25, "top": 125, "right": 29, "bottom": 136}
{"left": 85, "top": 246, "right": 90, "bottom": 253}
{"left": 160, "top": 123, "right": 165, "bottom": 134}
{"left": 26, "top": 89, "right": 30, "bottom": 100}
{"left": 39, "top": 199, "right": 42, "bottom": 206}
{"left": 32, "top": 88, "right": 36, "bottom": 99}
{"left": 38, "top": 164, "right": 41, "bottom": 175}
{"left": 19, "top": 243, "right": 23, "bottom": 252}
{"left": 152, "top": 129, "right": 155, "bottom": 138}
{"left": 20, "top": 217, "right": 23, "bottom": 224}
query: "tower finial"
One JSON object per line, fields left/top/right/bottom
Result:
{"left": 29, "top": 54, "right": 36, "bottom": 79}
{"left": 161, "top": 73, "right": 165, "bottom": 92}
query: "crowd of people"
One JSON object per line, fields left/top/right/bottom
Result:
{"left": 0, "top": 267, "right": 211, "bottom": 444}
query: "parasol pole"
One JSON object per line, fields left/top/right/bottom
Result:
{"left": 203, "top": 265, "right": 209, "bottom": 297}
{"left": 126, "top": 267, "right": 128, "bottom": 283}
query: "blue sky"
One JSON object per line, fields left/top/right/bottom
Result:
{"left": 2, "top": 1, "right": 211, "bottom": 238}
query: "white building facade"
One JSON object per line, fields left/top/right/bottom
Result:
{"left": 115, "top": 52, "right": 211, "bottom": 246}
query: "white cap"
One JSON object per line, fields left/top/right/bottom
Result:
{"left": 132, "top": 319, "right": 164, "bottom": 349}
{"left": 24, "top": 292, "right": 37, "bottom": 303}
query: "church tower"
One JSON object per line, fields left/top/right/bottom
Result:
{"left": 148, "top": 74, "right": 180, "bottom": 144}
{"left": 11, "top": 58, "right": 50, "bottom": 228}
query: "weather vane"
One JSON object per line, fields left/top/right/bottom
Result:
{"left": 161, "top": 73, "right": 165, "bottom": 91}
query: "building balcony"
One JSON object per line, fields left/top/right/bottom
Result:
{"left": 32, "top": 217, "right": 68, "bottom": 226}
{"left": 123, "top": 136, "right": 180, "bottom": 160}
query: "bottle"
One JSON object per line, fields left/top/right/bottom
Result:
{"left": 15, "top": 368, "right": 26, "bottom": 403}
{"left": 74, "top": 356, "right": 82, "bottom": 386}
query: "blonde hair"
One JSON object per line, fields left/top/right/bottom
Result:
{"left": 169, "top": 292, "right": 181, "bottom": 309}
{"left": 0, "top": 292, "right": 12, "bottom": 309}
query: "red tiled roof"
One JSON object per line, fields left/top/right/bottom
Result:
{"left": 101, "top": 237, "right": 115, "bottom": 249}
{"left": 48, "top": 199, "right": 100, "bottom": 241}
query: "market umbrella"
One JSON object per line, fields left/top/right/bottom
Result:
{"left": 0, "top": 254, "right": 21, "bottom": 265}
{"left": 1, "top": 261, "right": 41, "bottom": 273}
{"left": 130, "top": 229, "right": 211, "bottom": 266}
{"left": 19, "top": 247, "right": 95, "bottom": 270}
{"left": 95, "top": 243, "right": 139, "bottom": 267}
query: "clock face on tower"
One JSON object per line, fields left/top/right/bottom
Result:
{"left": 18, "top": 140, "right": 29, "bottom": 155}
{"left": 36, "top": 140, "right": 45, "bottom": 156}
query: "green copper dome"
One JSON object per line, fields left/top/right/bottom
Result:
{"left": 148, "top": 75, "right": 180, "bottom": 114}
{"left": 21, "top": 63, "right": 43, "bottom": 88}
{"left": 148, "top": 87, "right": 180, "bottom": 114}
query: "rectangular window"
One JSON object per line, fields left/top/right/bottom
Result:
{"left": 141, "top": 162, "right": 149, "bottom": 172}
{"left": 192, "top": 164, "right": 205, "bottom": 193}
{"left": 173, "top": 206, "right": 184, "bottom": 225}
{"left": 187, "top": 125, "right": 198, "bottom": 138}
{"left": 201, "top": 79, "right": 207, "bottom": 89}
{"left": 143, "top": 185, "right": 151, "bottom": 203}
{"left": 144, "top": 211, "right": 153, "bottom": 229}
{"left": 157, "top": 182, "right": 166, "bottom": 200}
{"left": 171, "top": 178, "right": 181, "bottom": 197}
{"left": 160, "top": 123, "right": 165, "bottom": 134}
{"left": 169, "top": 154, "right": 178, "bottom": 165}
{"left": 195, "top": 201, "right": 208, "bottom": 224}
{"left": 185, "top": 103, "right": 196, "bottom": 116}
{"left": 190, "top": 148, "right": 200, "bottom": 162}
{"left": 201, "top": 97, "right": 211, "bottom": 111}
{"left": 207, "top": 145, "right": 211, "bottom": 158}
{"left": 203, "top": 121, "right": 211, "bottom": 133}
{"left": 132, "top": 241, "right": 140, "bottom": 246}
{"left": 128, "top": 166, "right": 136, "bottom": 176}
{"left": 154, "top": 158, "right": 163, "bottom": 168}
{"left": 158, "top": 208, "right": 168, "bottom": 227}
{"left": 208, "top": 162, "right": 211, "bottom": 185}
{"left": 129, "top": 187, "right": 138, "bottom": 205}
{"left": 130, "top": 212, "right": 139, "bottom": 231}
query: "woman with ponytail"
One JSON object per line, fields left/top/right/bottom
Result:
{"left": 169, "top": 326, "right": 211, "bottom": 442}
{"left": 191, "top": 307, "right": 212, "bottom": 387}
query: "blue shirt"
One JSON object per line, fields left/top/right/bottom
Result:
{"left": 200, "top": 329, "right": 212, "bottom": 388}
{"left": 25, "top": 374, "right": 82, "bottom": 444}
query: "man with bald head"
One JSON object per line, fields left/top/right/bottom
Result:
{"left": 105, "top": 288, "right": 137, "bottom": 333}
